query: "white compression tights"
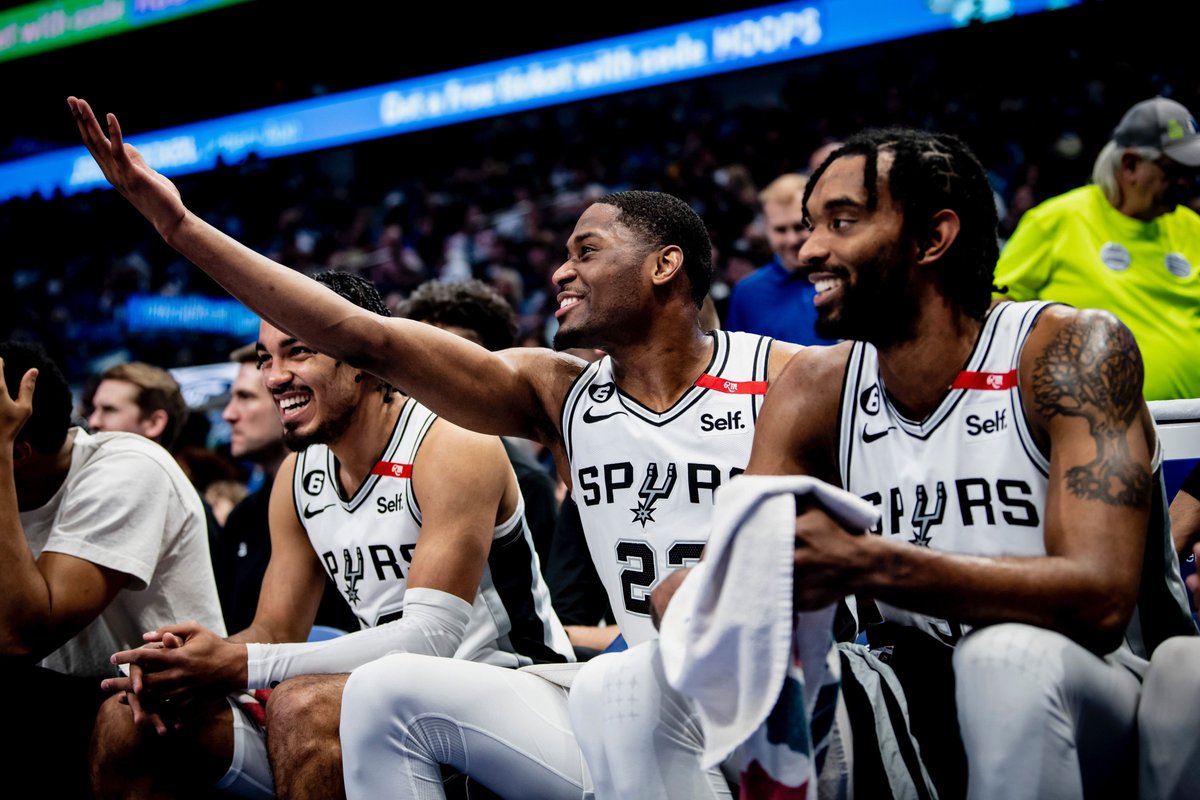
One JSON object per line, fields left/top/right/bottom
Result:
{"left": 567, "top": 626, "right": 1144, "bottom": 800}
{"left": 952, "top": 623, "right": 1143, "bottom": 800}
{"left": 567, "top": 641, "right": 733, "bottom": 800}
{"left": 340, "top": 653, "right": 591, "bottom": 800}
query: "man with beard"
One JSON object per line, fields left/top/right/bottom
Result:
{"left": 215, "top": 343, "right": 357, "bottom": 633}
{"left": 603, "top": 127, "right": 1196, "bottom": 799}
{"left": 89, "top": 271, "right": 571, "bottom": 800}
{"left": 70, "top": 97, "right": 801, "bottom": 799}
{"left": 994, "top": 96, "right": 1200, "bottom": 401}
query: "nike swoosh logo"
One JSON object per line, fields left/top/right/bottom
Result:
{"left": 303, "top": 503, "right": 336, "bottom": 519}
{"left": 861, "top": 427, "right": 895, "bottom": 443}
{"left": 582, "top": 407, "right": 629, "bottom": 423}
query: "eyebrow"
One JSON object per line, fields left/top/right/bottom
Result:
{"left": 819, "top": 196, "right": 865, "bottom": 213}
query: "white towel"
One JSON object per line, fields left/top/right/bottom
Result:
{"left": 659, "top": 475, "right": 881, "bottom": 779}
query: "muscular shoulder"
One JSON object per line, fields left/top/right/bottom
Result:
{"left": 415, "top": 416, "right": 509, "bottom": 489}
{"left": 771, "top": 341, "right": 853, "bottom": 398}
{"left": 1021, "top": 305, "right": 1145, "bottom": 432}
{"left": 748, "top": 342, "right": 852, "bottom": 479}
{"left": 765, "top": 339, "right": 803, "bottom": 379}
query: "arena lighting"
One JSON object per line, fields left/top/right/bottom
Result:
{"left": 0, "top": 0, "right": 251, "bottom": 63}
{"left": 0, "top": 0, "right": 1078, "bottom": 203}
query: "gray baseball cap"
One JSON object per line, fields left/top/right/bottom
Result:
{"left": 1113, "top": 96, "right": 1200, "bottom": 167}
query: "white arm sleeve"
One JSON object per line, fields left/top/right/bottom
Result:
{"left": 245, "top": 587, "right": 473, "bottom": 689}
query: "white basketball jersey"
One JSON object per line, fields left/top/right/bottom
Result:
{"left": 562, "top": 330, "right": 775, "bottom": 646}
{"left": 295, "top": 398, "right": 571, "bottom": 666}
{"left": 838, "top": 300, "right": 1191, "bottom": 655}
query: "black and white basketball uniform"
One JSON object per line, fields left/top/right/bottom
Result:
{"left": 837, "top": 299, "right": 1193, "bottom": 654}
{"left": 561, "top": 329, "right": 774, "bottom": 646}
{"left": 294, "top": 397, "right": 572, "bottom": 666}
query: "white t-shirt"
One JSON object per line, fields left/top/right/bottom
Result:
{"left": 19, "top": 429, "right": 226, "bottom": 676}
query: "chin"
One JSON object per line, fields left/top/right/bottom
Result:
{"left": 553, "top": 325, "right": 590, "bottom": 352}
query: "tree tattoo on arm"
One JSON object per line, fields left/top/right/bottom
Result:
{"left": 1032, "top": 315, "right": 1149, "bottom": 507}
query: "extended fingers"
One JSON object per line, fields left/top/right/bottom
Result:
{"left": 68, "top": 96, "right": 108, "bottom": 152}
{"left": 17, "top": 369, "right": 37, "bottom": 406}
{"left": 107, "top": 112, "right": 125, "bottom": 156}
{"left": 100, "top": 675, "right": 134, "bottom": 694}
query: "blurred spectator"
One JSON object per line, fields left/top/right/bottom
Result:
{"left": 994, "top": 96, "right": 1200, "bottom": 400}
{"left": 88, "top": 361, "right": 188, "bottom": 451}
{"left": 0, "top": 340, "right": 224, "bottom": 796}
{"left": 724, "top": 174, "right": 838, "bottom": 346}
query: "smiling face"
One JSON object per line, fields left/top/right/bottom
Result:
{"left": 800, "top": 153, "right": 919, "bottom": 346}
{"left": 255, "top": 321, "right": 365, "bottom": 452}
{"left": 550, "top": 203, "right": 657, "bottom": 351}
{"left": 222, "top": 362, "right": 284, "bottom": 460}
{"left": 763, "top": 195, "right": 810, "bottom": 272}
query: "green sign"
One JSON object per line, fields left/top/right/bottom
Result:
{"left": 0, "top": 0, "right": 252, "bottom": 63}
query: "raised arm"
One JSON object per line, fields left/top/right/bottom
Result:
{"left": 68, "top": 97, "right": 578, "bottom": 444}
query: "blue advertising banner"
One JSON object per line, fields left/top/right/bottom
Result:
{"left": 0, "top": 0, "right": 1077, "bottom": 203}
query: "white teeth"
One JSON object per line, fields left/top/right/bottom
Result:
{"left": 814, "top": 278, "right": 839, "bottom": 294}
{"left": 279, "top": 396, "right": 310, "bottom": 411}
{"left": 559, "top": 297, "right": 580, "bottom": 310}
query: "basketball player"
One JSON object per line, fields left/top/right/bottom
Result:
{"left": 88, "top": 272, "right": 571, "bottom": 800}
{"left": 70, "top": 96, "right": 800, "bottom": 798}
{"left": 590, "top": 127, "right": 1197, "bottom": 799}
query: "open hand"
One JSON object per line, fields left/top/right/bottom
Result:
{"left": 0, "top": 359, "right": 36, "bottom": 446}
{"left": 67, "top": 96, "right": 187, "bottom": 237}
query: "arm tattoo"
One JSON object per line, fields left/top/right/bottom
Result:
{"left": 1032, "top": 316, "right": 1149, "bottom": 506}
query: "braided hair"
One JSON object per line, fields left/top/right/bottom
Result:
{"left": 804, "top": 127, "right": 1000, "bottom": 320}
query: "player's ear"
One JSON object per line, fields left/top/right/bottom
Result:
{"left": 650, "top": 245, "right": 686, "bottom": 288}
{"left": 915, "top": 209, "right": 960, "bottom": 266}
{"left": 12, "top": 440, "right": 33, "bottom": 466}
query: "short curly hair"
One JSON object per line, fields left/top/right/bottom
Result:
{"left": 597, "top": 191, "right": 713, "bottom": 307}
{"left": 397, "top": 279, "right": 518, "bottom": 353}
{"left": 1, "top": 340, "right": 73, "bottom": 454}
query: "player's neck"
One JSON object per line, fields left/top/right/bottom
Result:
{"left": 328, "top": 394, "right": 407, "bottom": 498}
{"left": 876, "top": 297, "right": 983, "bottom": 421}
{"left": 609, "top": 325, "right": 714, "bottom": 413}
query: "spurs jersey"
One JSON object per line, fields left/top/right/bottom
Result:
{"left": 562, "top": 330, "right": 775, "bottom": 646}
{"left": 294, "top": 398, "right": 572, "bottom": 666}
{"left": 839, "top": 300, "right": 1192, "bottom": 655}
